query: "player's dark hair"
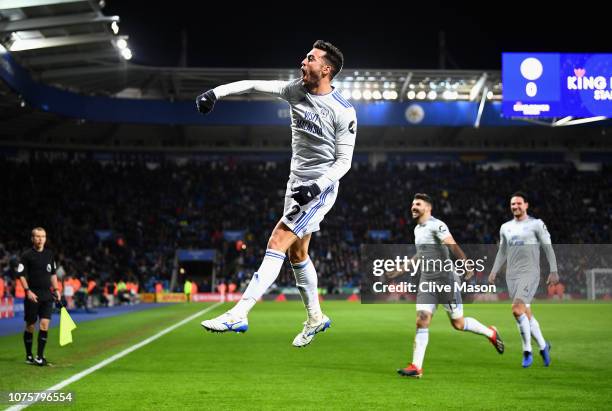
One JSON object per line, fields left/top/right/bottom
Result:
{"left": 413, "top": 193, "right": 432, "bottom": 206}
{"left": 313, "top": 40, "right": 343, "bottom": 79}
{"left": 511, "top": 191, "right": 528, "bottom": 202}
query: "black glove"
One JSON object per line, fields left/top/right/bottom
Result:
{"left": 54, "top": 296, "right": 65, "bottom": 309}
{"left": 196, "top": 90, "right": 217, "bottom": 114}
{"left": 291, "top": 183, "right": 321, "bottom": 206}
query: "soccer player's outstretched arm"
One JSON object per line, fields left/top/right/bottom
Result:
{"left": 196, "top": 80, "right": 291, "bottom": 114}
{"left": 489, "top": 229, "right": 507, "bottom": 284}
{"left": 536, "top": 220, "right": 559, "bottom": 284}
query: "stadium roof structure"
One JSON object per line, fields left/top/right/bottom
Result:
{"left": 0, "top": 1, "right": 608, "bottom": 138}
{"left": 0, "top": 0, "right": 503, "bottom": 102}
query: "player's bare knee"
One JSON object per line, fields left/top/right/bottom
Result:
{"left": 25, "top": 323, "right": 35, "bottom": 333}
{"left": 416, "top": 310, "right": 431, "bottom": 328}
{"left": 267, "top": 231, "right": 289, "bottom": 252}
{"left": 451, "top": 317, "right": 464, "bottom": 330}
{"left": 288, "top": 248, "right": 308, "bottom": 264}
{"left": 266, "top": 234, "right": 282, "bottom": 251}
{"left": 267, "top": 223, "right": 297, "bottom": 252}
{"left": 512, "top": 302, "right": 526, "bottom": 318}
{"left": 39, "top": 320, "right": 50, "bottom": 331}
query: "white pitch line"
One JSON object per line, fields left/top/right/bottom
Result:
{"left": 5, "top": 301, "right": 224, "bottom": 411}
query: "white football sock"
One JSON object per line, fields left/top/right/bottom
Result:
{"left": 412, "top": 328, "right": 429, "bottom": 369}
{"left": 229, "top": 249, "right": 285, "bottom": 318}
{"left": 463, "top": 317, "right": 494, "bottom": 338}
{"left": 516, "top": 313, "right": 532, "bottom": 352}
{"left": 529, "top": 315, "right": 547, "bottom": 350}
{"left": 291, "top": 257, "right": 322, "bottom": 324}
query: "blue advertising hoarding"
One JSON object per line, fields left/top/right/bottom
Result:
{"left": 502, "top": 53, "right": 612, "bottom": 118}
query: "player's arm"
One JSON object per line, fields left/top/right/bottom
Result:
{"left": 292, "top": 109, "right": 357, "bottom": 205}
{"left": 488, "top": 229, "right": 507, "bottom": 284}
{"left": 50, "top": 258, "right": 61, "bottom": 302}
{"left": 17, "top": 256, "right": 37, "bottom": 302}
{"left": 536, "top": 220, "right": 559, "bottom": 285}
{"left": 442, "top": 235, "right": 474, "bottom": 280}
{"left": 196, "top": 80, "right": 291, "bottom": 114}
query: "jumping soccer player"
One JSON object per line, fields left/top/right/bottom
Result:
{"left": 197, "top": 40, "right": 357, "bottom": 347}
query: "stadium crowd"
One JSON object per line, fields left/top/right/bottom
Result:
{"left": 1, "top": 157, "right": 610, "bottom": 299}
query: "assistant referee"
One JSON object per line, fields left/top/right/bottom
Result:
{"left": 17, "top": 227, "right": 61, "bottom": 366}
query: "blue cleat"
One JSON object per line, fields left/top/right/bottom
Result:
{"left": 539, "top": 341, "right": 552, "bottom": 367}
{"left": 522, "top": 351, "right": 533, "bottom": 368}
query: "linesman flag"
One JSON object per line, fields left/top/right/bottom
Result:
{"left": 59, "top": 306, "right": 77, "bottom": 346}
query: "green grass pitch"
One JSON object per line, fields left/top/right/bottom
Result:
{"left": 1, "top": 302, "right": 611, "bottom": 410}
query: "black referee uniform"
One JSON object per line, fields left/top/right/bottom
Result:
{"left": 18, "top": 248, "right": 56, "bottom": 323}
{"left": 17, "top": 247, "right": 57, "bottom": 363}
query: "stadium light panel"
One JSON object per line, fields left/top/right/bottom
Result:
{"left": 116, "top": 38, "right": 127, "bottom": 49}
{"left": 121, "top": 47, "right": 132, "bottom": 60}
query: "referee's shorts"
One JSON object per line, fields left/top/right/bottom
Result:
{"left": 24, "top": 295, "right": 53, "bottom": 324}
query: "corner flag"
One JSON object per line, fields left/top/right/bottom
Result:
{"left": 59, "top": 307, "right": 77, "bottom": 346}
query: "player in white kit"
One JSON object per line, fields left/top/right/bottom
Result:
{"left": 489, "top": 192, "right": 559, "bottom": 367}
{"left": 397, "top": 194, "right": 504, "bottom": 378}
{"left": 197, "top": 41, "right": 357, "bottom": 347}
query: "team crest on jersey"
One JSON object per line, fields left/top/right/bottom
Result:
{"left": 349, "top": 120, "right": 356, "bottom": 134}
{"left": 320, "top": 107, "right": 330, "bottom": 118}
{"left": 17, "top": 263, "right": 24, "bottom": 273}
{"left": 47, "top": 264, "right": 51, "bottom": 272}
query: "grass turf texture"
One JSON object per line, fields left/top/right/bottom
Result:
{"left": 0, "top": 302, "right": 611, "bottom": 410}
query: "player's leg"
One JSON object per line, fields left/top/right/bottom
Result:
{"left": 289, "top": 234, "right": 320, "bottom": 320}
{"left": 512, "top": 300, "right": 533, "bottom": 367}
{"left": 507, "top": 276, "right": 535, "bottom": 367}
{"left": 398, "top": 307, "right": 432, "bottom": 378}
{"left": 35, "top": 315, "right": 50, "bottom": 366}
{"left": 289, "top": 235, "right": 331, "bottom": 347}
{"left": 447, "top": 303, "right": 504, "bottom": 354}
{"left": 527, "top": 304, "right": 551, "bottom": 366}
{"left": 23, "top": 323, "right": 35, "bottom": 364}
{"left": 201, "top": 220, "right": 297, "bottom": 333}
{"left": 23, "top": 298, "right": 37, "bottom": 364}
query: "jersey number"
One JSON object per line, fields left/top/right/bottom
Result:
{"left": 285, "top": 205, "right": 305, "bottom": 222}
